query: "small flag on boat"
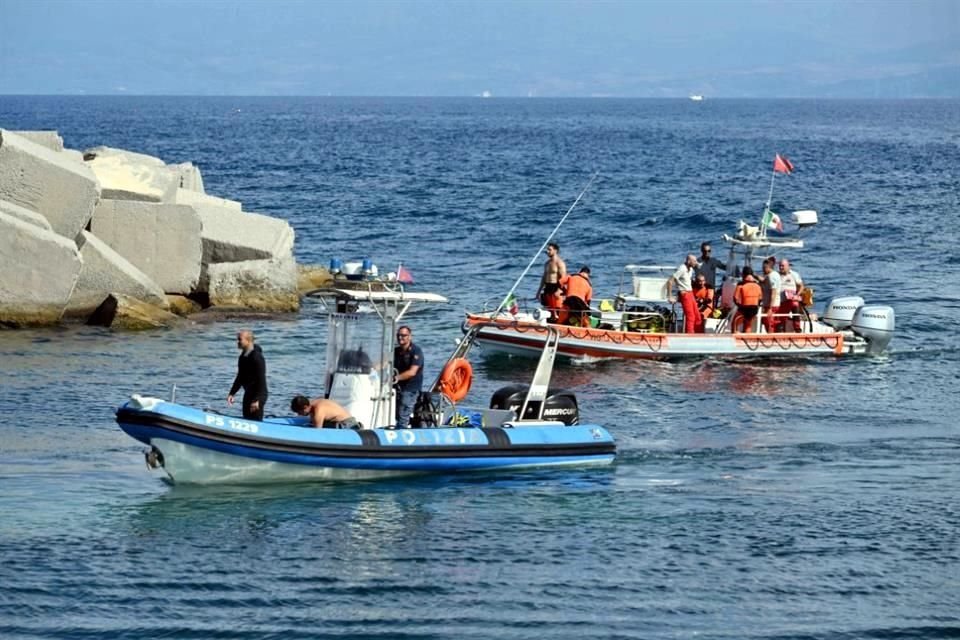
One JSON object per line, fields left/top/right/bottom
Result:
{"left": 397, "top": 265, "right": 414, "bottom": 284}
{"left": 506, "top": 293, "right": 519, "bottom": 315}
{"left": 773, "top": 154, "right": 794, "bottom": 174}
{"left": 761, "top": 207, "right": 784, "bottom": 232}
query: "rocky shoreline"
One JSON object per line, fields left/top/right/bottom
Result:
{"left": 0, "top": 128, "right": 328, "bottom": 329}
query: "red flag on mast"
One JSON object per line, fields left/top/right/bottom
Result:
{"left": 397, "top": 265, "right": 414, "bottom": 284}
{"left": 773, "top": 154, "right": 794, "bottom": 174}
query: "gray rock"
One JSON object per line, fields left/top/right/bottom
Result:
{"left": 0, "top": 129, "right": 100, "bottom": 239}
{"left": 65, "top": 230, "right": 170, "bottom": 317}
{"left": 89, "top": 200, "right": 202, "bottom": 295}
{"left": 0, "top": 210, "right": 82, "bottom": 327}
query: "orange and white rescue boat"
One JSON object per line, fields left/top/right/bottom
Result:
{"left": 465, "top": 213, "right": 895, "bottom": 361}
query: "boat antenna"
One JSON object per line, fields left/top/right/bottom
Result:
{"left": 492, "top": 171, "right": 600, "bottom": 315}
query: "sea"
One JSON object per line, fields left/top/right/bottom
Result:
{"left": 1, "top": 96, "right": 959, "bottom": 639}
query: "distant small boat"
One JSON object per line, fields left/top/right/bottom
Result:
{"left": 689, "top": 94, "right": 704, "bottom": 101}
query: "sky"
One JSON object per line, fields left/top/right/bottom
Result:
{"left": 1, "top": 0, "right": 958, "bottom": 97}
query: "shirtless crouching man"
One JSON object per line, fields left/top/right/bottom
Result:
{"left": 290, "top": 395, "right": 360, "bottom": 429}
{"left": 536, "top": 242, "right": 567, "bottom": 322}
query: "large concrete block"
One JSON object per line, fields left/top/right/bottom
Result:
{"left": 0, "top": 129, "right": 100, "bottom": 239}
{"left": 65, "top": 230, "right": 170, "bottom": 316}
{"left": 83, "top": 145, "right": 179, "bottom": 203}
{"left": 196, "top": 204, "right": 294, "bottom": 264}
{"left": 0, "top": 199, "right": 53, "bottom": 231}
{"left": 87, "top": 293, "right": 184, "bottom": 331}
{"left": 0, "top": 211, "right": 82, "bottom": 327}
{"left": 202, "top": 255, "right": 299, "bottom": 312}
{"left": 90, "top": 200, "right": 202, "bottom": 295}
{"left": 61, "top": 149, "right": 85, "bottom": 164}
{"left": 174, "top": 188, "right": 241, "bottom": 211}
{"left": 13, "top": 130, "right": 64, "bottom": 152}
{"left": 172, "top": 162, "right": 204, "bottom": 194}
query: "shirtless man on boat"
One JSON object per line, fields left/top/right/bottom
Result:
{"left": 290, "top": 396, "right": 360, "bottom": 429}
{"left": 536, "top": 242, "right": 567, "bottom": 321}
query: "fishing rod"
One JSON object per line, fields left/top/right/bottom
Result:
{"left": 492, "top": 171, "right": 600, "bottom": 316}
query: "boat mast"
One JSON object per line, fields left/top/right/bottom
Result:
{"left": 761, "top": 162, "right": 777, "bottom": 240}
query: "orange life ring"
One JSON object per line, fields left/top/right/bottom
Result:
{"left": 439, "top": 357, "right": 473, "bottom": 403}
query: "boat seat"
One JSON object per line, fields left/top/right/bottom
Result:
{"left": 328, "top": 372, "right": 377, "bottom": 430}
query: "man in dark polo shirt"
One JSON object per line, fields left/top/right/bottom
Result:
{"left": 393, "top": 325, "right": 423, "bottom": 429}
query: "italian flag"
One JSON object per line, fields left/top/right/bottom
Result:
{"left": 761, "top": 207, "right": 783, "bottom": 232}
{"left": 505, "top": 293, "right": 519, "bottom": 315}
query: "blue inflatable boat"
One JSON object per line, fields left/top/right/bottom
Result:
{"left": 116, "top": 288, "right": 615, "bottom": 484}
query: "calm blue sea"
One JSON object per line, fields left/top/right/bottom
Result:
{"left": 1, "top": 96, "right": 959, "bottom": 639}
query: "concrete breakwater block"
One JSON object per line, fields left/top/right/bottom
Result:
{"left": 90, "top": 200, "right": 202, "bottom": 295}
{"left": 165, "top": 294, "right": 203, "bottom": 317}
{"left": 173, "top": 162, "right": 204, "bottom": 194}
{"left": 12, "top": 130, "right": 64, "bottom": 152}
{"left": 174, "top": 188, "right": 241, "bottom": 211}
{"left": 0, "top": 129, "right": 100, "bottom": 239}
{"left": 87, "top": 293, "right": 184, "bottom": 331}
{"left": 202, "top": 256, "right": 299, "bottom": 312}
{"left": 297, "top": 265, "right": 334, "bottom": 292}
{"left": 0, "top": 211, "right": 82, "bottom": 327}
{"left": 83, "top": 146, "right": 180, "bottom": 203}
{"left": 196, "top": 204, "right": 294, "bottom": 264}
{"left": 0, "top": 199, "right": 53, "bottom": 231}
{"left": 65, "top": 231, "right": 169, "bottom": 317}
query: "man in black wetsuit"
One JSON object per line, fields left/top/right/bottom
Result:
{"left": 227, "top": 330, "right": 268, "bottom": 420}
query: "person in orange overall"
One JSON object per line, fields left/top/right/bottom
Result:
{"left": 733, "top": 267, "right": 762, "bottom": 333}
{"left": 667, "top": 254, "right": 700, "bottom": 333}
{"left": 692, "top": 273, "right": 714, "bottom": 333}
{"left": 561, "top": 266, "right": 593, "bottom": 327}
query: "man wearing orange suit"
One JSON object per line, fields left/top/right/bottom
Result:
{"left": 692, "top": 273, "right": 714, "bottom": 333}
{"left": 561, "top": 266, "right": 593, "bottom": 327}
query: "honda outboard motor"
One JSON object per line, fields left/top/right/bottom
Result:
{"left": 851, "top": 305, "right": 895, "bottom": 354}
{"left": 822, "top": 296, "right": 865, "bottom": 330}
{"left": 489, "top": 385, "right": 579, "bottom": 425}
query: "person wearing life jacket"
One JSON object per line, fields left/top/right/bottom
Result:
{"left": 733, "top": 266, "right": 762, "bottom": 333}
{"left": 561, "top": 266, "right": 593, "bottom": 327}
{"left": 667, "top": 254, "right": 700, "bottom": 333}
{"left": 692, "top": 273, "right": 714, "bottom": 333}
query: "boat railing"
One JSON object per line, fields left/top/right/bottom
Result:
{"left": 715, "top": 304, "right": 815, "bottom": 334}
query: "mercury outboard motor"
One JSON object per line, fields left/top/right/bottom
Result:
{"left": 489, "top": 385, "right": 579, "bottom": 425}
{"left": 822, "top": 296, "right": 865, "bottom": 330}
{"left": 851, "top": 305, "right": 895, "bottom": 354}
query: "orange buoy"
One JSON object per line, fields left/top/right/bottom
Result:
{"left": 439, "top": 357, "right": 473, "bottom": 403}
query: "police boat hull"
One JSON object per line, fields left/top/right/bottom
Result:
{"left": 116, "top": 396, "right": 615, "bottom": 485}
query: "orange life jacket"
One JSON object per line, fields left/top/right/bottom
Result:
{"left": 735, "top": 281, "right": 761, "bottom": 307}
{"left": 563, "top": 273, "right": 592, "bottom": 305}
{"left": 694, "top": 286, "right": 714, "bottom": 312}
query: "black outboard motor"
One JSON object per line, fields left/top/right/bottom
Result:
{"left": 489, "top": 385, "right": 579, "bottom": 425}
